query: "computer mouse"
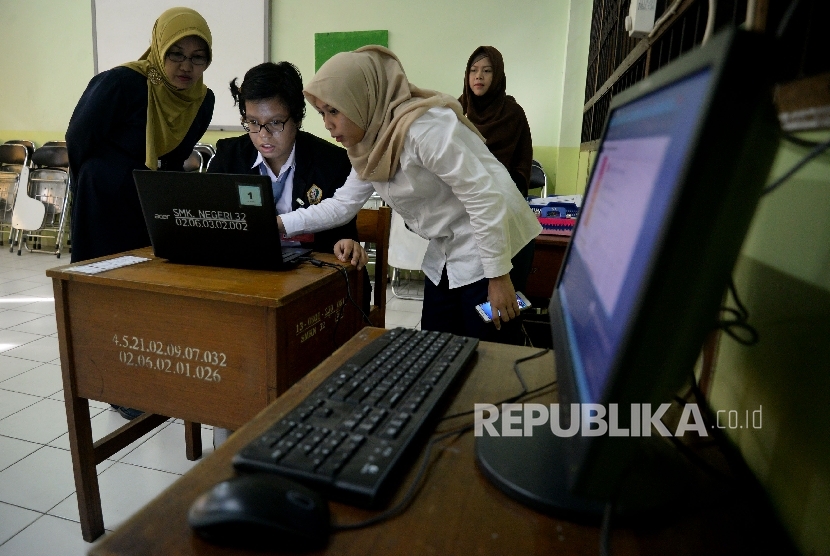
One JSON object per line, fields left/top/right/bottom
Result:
{"left": 188, "top": 473, "right": 330, "bottom": 550}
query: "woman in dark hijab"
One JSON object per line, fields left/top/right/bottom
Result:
{"left": 66, "top": 7, "right": 215, "bottom": 264}
{"left": 460, "top": 46, "right": 533, "bottom": 196}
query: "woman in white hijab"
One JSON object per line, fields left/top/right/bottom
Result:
{"left": 280, "top": 46, "right": 540, "bottom": 343}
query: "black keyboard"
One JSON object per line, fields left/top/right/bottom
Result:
{"left": 232, "top": 328, "right": 478, "bottom": 507}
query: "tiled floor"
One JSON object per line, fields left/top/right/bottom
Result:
{"left": 0, "top": 245, "right": 422, "bottom": 554}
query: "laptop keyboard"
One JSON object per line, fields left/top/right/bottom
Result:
{"left": 232, "top": 328, "right": 478, "bottom": 507}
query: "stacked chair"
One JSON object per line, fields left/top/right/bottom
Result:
{"left": 183, "top": 149, "right": 204, "bottom": 172}
{"left": 184, "top": 143, "right": 216, "bottom": 172}
{"left": 4, "top": 140, "right": 35, "bottom": 167}
{"left": 0, "top": 142, "right": 30, "bottom": 245}
{"left": 9, "top": 144, "right": 71, "bottom": 257}
{"left": 193, "top": 142, "right": 215, "bottom": 170}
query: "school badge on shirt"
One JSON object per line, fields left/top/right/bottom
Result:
{"left": 307, "top": 185, "right": 323, "bottom": 205}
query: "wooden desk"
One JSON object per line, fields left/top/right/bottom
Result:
{"left": 47, "top": 248, "right": 365, "bottom": 542}
{"left": 87, "top": 327, "right": 786, "bottom": 556}
{"left": 525, "top": 234, "right": 570, "bottom": 302}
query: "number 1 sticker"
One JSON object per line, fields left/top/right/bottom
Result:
{"left": 238, "top": 185, "right": 262, "bottom": 206}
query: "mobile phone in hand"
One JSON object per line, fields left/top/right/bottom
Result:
{"left": 475, "top": 291, "right": 532, "bottom": 322}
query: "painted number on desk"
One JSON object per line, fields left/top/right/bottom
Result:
{"left": 113, "top": 334, "right": 224, "bottom": 383}
{"left": 174, "top": 362, "right": 221, "bottom": 382}
{"left": 295, "top": 297, "right": 346, "bottom": 344}
{"left": 118, "top": 352, "right": 172, "bottom": 372}
{"left": 112, "top": 335, "right": 227, "bottom": 367}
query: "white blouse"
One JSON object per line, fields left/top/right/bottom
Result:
{"left": 280, "top": 106, "right": 541, "bottom": 288}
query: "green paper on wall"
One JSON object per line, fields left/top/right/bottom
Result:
{"left": 315, "top": 30, "right": 389, "bottom": 71}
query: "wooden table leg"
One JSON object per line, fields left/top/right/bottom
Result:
{"left": 184, "top": 421, "right": 202, "bottom": 461}
{"left": 54, "top": 277, "right": 104, "bottom": 542}
{"left": 64, "top": 395, "right": 105, "bottom": 542}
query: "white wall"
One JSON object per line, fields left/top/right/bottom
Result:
{"left": 269, "top": 0, "right": 562, "bottom": 146}
{"left": 0, "top": 0, "right": 591, "bottom": 164}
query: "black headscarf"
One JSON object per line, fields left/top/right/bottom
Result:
{"left": 459, "top": 46, "right": 532, "bottom": 195}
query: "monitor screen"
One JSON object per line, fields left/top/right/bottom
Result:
{"left": 559, "top": 68, "right": 711, "bottom": 404}
{"left": 475, "top": 28, "right": 779, "bottom": 520}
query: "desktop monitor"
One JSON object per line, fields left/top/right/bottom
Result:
{"left": 476, "top": 28, "right": 779, "bottom": 519}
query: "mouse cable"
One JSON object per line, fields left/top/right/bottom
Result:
{"left": 298, "top": 256, "right": 373, "bottom": 327}
{"left": 440, "top": 348, "right": 553, "bottom": 422}
{"left": 330, "top": 422, "right": 474, "bottom": 531}
{"left": 298, "top": 255, "right": 357, "bottom": 349}
{"left": 761, "top": 134, "right": 830, "bottom": 196}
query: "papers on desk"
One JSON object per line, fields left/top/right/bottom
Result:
{"left": 66, "top": 256, "right": 151, "bottom": 274}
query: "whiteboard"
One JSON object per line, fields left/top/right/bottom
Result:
{"left": 92, "top": 0, "right": 270, "bottom": 130}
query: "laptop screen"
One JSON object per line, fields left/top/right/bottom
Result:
{"left": 133, "top": 170, "right": 299, "bottom": 270}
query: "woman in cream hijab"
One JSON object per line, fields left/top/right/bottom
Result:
{"left": 67, "top": 7, "right": 215, "bottom": 265}
{"left": 66, "top": 7, "right": 214, "bottom": 421}
{"left": 280, "top": 46, "right": 541, "bottom": 343}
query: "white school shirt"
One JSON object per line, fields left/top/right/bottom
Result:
{"left": 253, "top": 144, "right": 296, "bottom": 215}
{"left": 281, "top": 107, "right": 541, "bottom": 289}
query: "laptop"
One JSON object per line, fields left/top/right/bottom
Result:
{"left": 133, "top": 170, "right": 311, "bottom": 270}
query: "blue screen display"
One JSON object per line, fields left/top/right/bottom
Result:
{"left": 558, "top": 69, "right": 712, "bottom": 403}
{"left": 479, "top": 294, "right": 529, "bottom": 321}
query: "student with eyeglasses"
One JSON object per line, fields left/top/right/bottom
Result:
{"left": 67, "top": 6, "right": 214, "bottom": 267}
{"left": 207, "top": 61, "right": 368, "bottom": 448}
{"left": 207, "top": 61, "right": 367, "bottom": 268}
{"left": 66, "top": 7, "right": 215, "bottom": 421}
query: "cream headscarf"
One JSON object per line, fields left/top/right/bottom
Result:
{"left": 303, "top": 45, "right": 483, "bottom": 181}
{"left": 121, "top": 7, "right": 212, "bottom": 170}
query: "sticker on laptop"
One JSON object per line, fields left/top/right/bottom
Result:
{"left": 238, "top": 184, "right": 263, "bottom": 207}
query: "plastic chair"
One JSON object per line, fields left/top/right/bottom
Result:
{"left": 356, "top": 206, "right": 392, "bottom": 327}
{"left": 529, "top": 159, "right": 548, "bottom": 198}
{"left": 24, "top": 145, "right": 71, "bottom": 257}
{"left": 9, "top": 167, "right": 46, "bottom": 255}
{"left": 387, "top": 210, "right": 429, "bottom": 300}
{"left": 0, "top": 143, "right": 29, "bottom": 245}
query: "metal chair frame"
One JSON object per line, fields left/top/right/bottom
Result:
{"left": 8, "top": 145, "right": 71, "bottom": 257}
{"left": 183, "top": 149, "right": 204, "bottom": 172}
{"left": 388, "top": 209, "right": 428, "bottom": 300}
{"left": 0, "top": 144, "right": 30, "bottom": 246}
{"left": 194, "top": 143, "right": 215, "bottom": 171}
{"left": 530, "top": 159, "right": 548, "bottom": 198}
{"left": 16, "top": 169, "right": 71, "bottom": 257}
{"left": 4, "top": 140, "right": 35, "bottom": 167}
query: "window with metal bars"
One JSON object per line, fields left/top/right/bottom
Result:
{"left": 581, "top": 0, "right": 830, "bottom": 145}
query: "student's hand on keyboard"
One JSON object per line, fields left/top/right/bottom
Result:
{"left": 334, "top": 239, "right": 368, "bottom": 270}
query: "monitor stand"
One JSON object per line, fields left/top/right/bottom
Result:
{"left": 475, "top": 417, "right": 699, "bottom": 523}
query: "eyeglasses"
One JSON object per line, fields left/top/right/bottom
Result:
{"left": 166, "top": 51, "right": 209, "bottom": 66}
{"left": 241, "top": 117, "right": 289, "bottom": 135}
